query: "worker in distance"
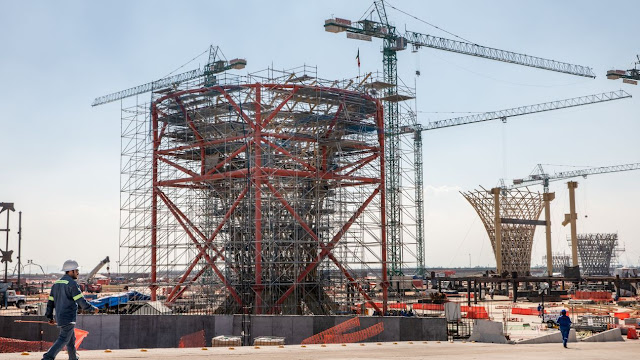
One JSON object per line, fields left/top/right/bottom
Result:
{"left": 41, "top": 260, "right": 99, "bottom": 360}
{"left": 556, "top": 309, "right": 572, "bottom": 348}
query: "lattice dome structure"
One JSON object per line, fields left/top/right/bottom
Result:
{"left": 462, "top": 188, "right": 545, "bottom": 275}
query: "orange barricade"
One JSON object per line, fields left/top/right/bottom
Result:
{"left": 627, "top": 327, "right": 638, "bottom": 340}
{"left": 74, "top": 328, "right": 89, "bottom": 349}
{"left": 614, "top": 312, "right": 631, "bottom": 320}
{"left": 302, "top": 317, "right": 360, "bottom": 344}
{"left": 301, "top": 318, "right": 385, "bottom": 344}
{"left": 178, "top": 329, "right": 206, "bottom": 348}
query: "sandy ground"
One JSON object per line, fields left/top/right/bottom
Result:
{"left": 3, "top": 340, "right": 638, "bottom": 360}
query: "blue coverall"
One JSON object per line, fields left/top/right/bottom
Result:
{"left": 42, "top": 274, "right": 98, "bottom": 360}
{"left": 556, "top": 314, "right": 572, "bottom": 348}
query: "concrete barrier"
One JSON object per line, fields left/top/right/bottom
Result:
{"left": 1, "top": 315, "right": 447, "bottom": 349}
{"left": 468, "top": 320, "right": 507, "bottom": 344}
{"left": 517, "top": 329, "right": 576, "bottom": 344}
{"left": 581, "top": 328, "right": 624, "bottom": 342}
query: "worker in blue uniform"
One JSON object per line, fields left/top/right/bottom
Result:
{"left": 556, "top": 309, "right": 572, "bottom": 348}
{"left": 42, "top": 260, "right": 99, "bottom": 360}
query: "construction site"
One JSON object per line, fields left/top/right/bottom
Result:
{"left": 1, "top": 0, "right": 639, "bottom": 357}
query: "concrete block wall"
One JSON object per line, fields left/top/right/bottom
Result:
{"left": 2, "top": 315, "right": 447, "bottom": 350}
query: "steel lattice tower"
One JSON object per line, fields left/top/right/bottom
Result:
{"left": 573, "top": 233, "right": 618, "bottom": 276}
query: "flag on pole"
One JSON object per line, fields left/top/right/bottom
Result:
{"left": 356, "top": 48, "right": 360, "bottom": 68}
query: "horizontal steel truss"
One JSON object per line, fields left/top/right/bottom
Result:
{"left": 461, "top": 188, "right": 545, "bottom": 275}
{"left": 149, "top": 83, "right": 389, "bottom": 314}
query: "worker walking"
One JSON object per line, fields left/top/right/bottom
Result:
{"left": 42, "top": 260, "right": 99, "bottom": 360}
{"left": 556, "top": 309, "right": 572, "bottom": 348}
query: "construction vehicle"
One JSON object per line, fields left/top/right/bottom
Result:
{"left": 79, "top": 256, "right": 110, "bottom": 293}
{"left": 3, "top": 289, "right": 26, "bottom": 308}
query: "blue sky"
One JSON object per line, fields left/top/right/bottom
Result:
{"left": 1, "top": 0, "right": 638, "bottom": 274}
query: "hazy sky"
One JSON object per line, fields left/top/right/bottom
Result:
{"left": 1, "top": 0, "right": 638, "bottom": 275}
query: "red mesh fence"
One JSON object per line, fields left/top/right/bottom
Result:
{"left": 0, "top": 337, "right": 52, "bottom": 353}
{"left": 0, "top": 328, "right": 88, "bottom": 353}
{"left": 178, "top": 330, "right": 206, "bottom": 348}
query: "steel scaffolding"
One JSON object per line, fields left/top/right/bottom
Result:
{"left": 461, "top": 188, "right": 545, "bottom": 275}
{"left": 119, "top": 66, "right": 407, "bottom": 315}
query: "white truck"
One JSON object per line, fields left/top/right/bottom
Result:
{"left": 542, "top": 311, "right": 564, "bottom": 328}
{"left": 4, "top": 290, "right": 26, "bottom": 308}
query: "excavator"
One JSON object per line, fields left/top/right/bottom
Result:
{"left": 79, "top": 256, "right": 110, "bottom": 293}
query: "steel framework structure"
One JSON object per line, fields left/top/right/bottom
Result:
{"left": 573, "top": 233, "right": 618, "bottom": 276}
{"left": 119, "top": 66, "right": 398, "bottom": 315}
{"left": 542, "top": 254, "right": 571, "bottom": 275}
{"left": 461, "top": 188, "right": 545, "bottom": 275}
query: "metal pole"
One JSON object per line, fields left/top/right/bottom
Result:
{"left": 17, "top": 212, "right": 21, "bottom": 293}
{"left": 491, "top": 188, "right": 502, "bottom": 275}
{"left": 4, "top": 210, "right": 9, "bottom": 283}
{"left": 544, "top": 193, "right": 555, "bottom": 276}
{"left": 567, "top": 182, "right": 579, "bottom": 266}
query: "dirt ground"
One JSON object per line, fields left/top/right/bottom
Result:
{"left": 3, "top": 340, "right": 637, "bottom": 360}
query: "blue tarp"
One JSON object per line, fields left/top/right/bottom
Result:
{"left": 90, "top": 291, "right": 151, "bottom": 309}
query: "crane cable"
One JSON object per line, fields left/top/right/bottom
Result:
{"left": 384, "top": 1, "right": 478, "bottom": 45}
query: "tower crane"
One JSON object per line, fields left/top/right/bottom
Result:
{"left": 501, "top": 163, "right": 640, "bottom": 275}
{"left": 606, "top": 55, "right": 640, "bottom": 86}
{"left": 92, "top": 46, "right": 246, "bottom": 107}
{"left": 325, "top": 1, "right": 596, "bottom": 279}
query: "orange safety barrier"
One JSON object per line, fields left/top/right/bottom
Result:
{"left": 627, "top": 327, "right": 638, "bottom": 339}
{"left": 573, "top": 291, "right": 612, "bottom": 301}
{"left": 301, "top": 317, "right": 360, "bottom": 344}
{"left": 0, "top": 337, "right": 53, "bottom": 353}
{"left": 178, "top": 329, "right": 206, "bottom": 348}
{"left": 74, "top": 328, "right": 89, "bottom": 350}
{"left": 412, "top": 303, "right": 444, "bottom": 311}
{"left": 329, "top": 323, "right": 384, "bottom": 343}
{"left": 614, "top": 312, "right": 631, "bottom": 320}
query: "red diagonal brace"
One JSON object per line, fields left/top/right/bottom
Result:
{"left": 157, "top": 191, "right": 242, "bottom": 305}
{"left": 264, "top": 179, "right": 381, "bottom": 313}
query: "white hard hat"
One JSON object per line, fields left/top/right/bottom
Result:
{"left": 61, "top": 260, "right": 79, "bottom": 272}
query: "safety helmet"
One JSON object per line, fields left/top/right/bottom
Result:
{"left": 61, "top": 260, "right": 79, "bottom": 272}
{"left": 561, "top": 309, "right": 567, "bottom": 315}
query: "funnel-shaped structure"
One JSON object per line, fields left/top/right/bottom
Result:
{"left": 462, "top": 188, "right": 544, "bottom": 275}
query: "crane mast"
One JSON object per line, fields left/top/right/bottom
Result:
{"left": 326, "top": 0, "right": 598, "bottom": 280}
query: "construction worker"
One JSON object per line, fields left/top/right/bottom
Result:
{"left": 556, "top": 309, "right": 572, "bottom": 348}
{"left": 42, "top": 260, "right": 99, "bottom": 360}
